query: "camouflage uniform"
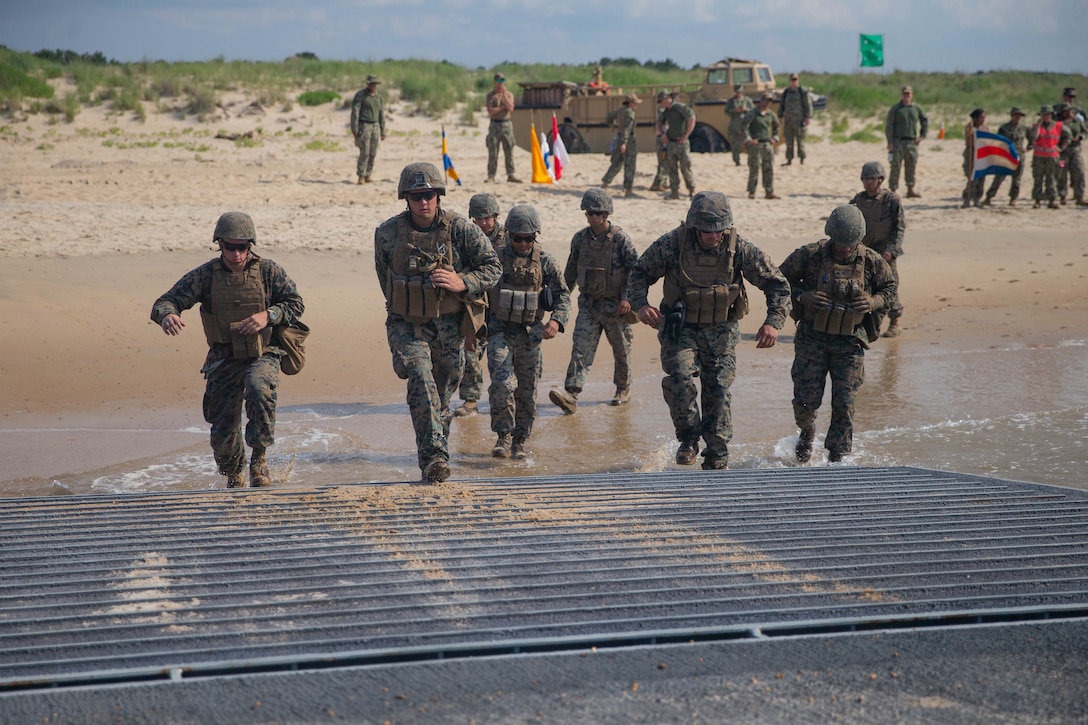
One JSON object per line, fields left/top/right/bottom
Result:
{"left": 724, "top": 94, "right": 754, "bottom": 166}
{"left": 602, "top": 103, "right": 639, "bottom": 193}
{"left": 885, "top": 97, "right": 928, "bottom": 192}
{"left": 151, "top": 252, "right": 304, "bottom": 478}
{"left": 962, "top": 117, "right": 989, "bottom": 206}
{"left": 560, "top": 222, "right": 639, "bottom": 397}
{"left": 850, "top": 187, "right": 905, "bottom": 323}
{"left": 985, "top": 113, "right": 1031, "bottom": 204}
{"left": 375, "top": 208, "right": 502, "bottom": 474}
{"left": 743, "top": 106, "right": 779, "bottom": 196}
{"left": 779, "top": 221, "right": 897, "bottom": 458}
{"left": 628, "top": 199, "right": 790, "bottom": 469}
{"left": 458, "top": 221, "right": 507, "bottom": 406}
{"left": 485, "top": 80, "right": 518, "bottom": 180}
{"left": 650, "top": 105, "right": 669, "bottom": 191}
{"left": 350, "top": 79, "right": 386, "bottom": 181}
{"left": 487, "top": 244, "right": 570, "bottom": 444}
{"left": 661, "top": 100, "right": 696, "bottom": 197}
{"left": 1057, "top": 111, "right": 1086, "bottom": 203}
{"left": 778, "top": 83, "right": 813, "bottom": 164}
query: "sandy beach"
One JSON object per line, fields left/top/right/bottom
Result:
{"left": 2, "top": 92, "right": 1087, "bottom": 493}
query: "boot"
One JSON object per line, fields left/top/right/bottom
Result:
{"left": 363, "top": 176, "right": 371, "bottom": 183}
{"left": 1060, "top": 196, "right": 1067, "bottom": 206}
{"left": 507, "top": 175, "right": 523, "bottom": 183}
{"left": 356, "top": 175, "right": 364, "bottom": 185}
{"left": 765, "top": 191, "right": 781, "bottom": 200}
{"left": 610, "top": 387, "right": 630, "bottom": 406}
{"left": 1077, "top": 197, "right": 1088, "bottom": 206}
{"left": 485, "top": 175, "right": 496, "bottom": 183}
{"left": 1032, "top": 200, "right": 1041, "bottom": 208}
{"left": 800, "top": 157, "right": 805, "bottom": 165}
{"left": 701, "top": 455, "right": 728, "bottom": 471}
{"left": 424, "top": 459, "right": 451, "bottom": 483}
{"left": 782, "top": 159, "right": 792, "bottom": 166}
{"left": 453, "top": 400, "right": 478, "bottom": 418}
{"left": 795, "top": 426, "right": 815, "bottom": 463}
{"left": 648, "top": 183, "right": 664, "bottom": 192}
{"left": 882, "top": 319, "right": 901, "bottom": 338}
{"left": 492, "top": 433, "right": 512, "bottom": 458}
{"left": 1048, "top": 200, "right": 1060, "bottom": 209}
{"left": 981, "top": 195, "right": 993, "bottom": 207}
{"left": 828, "top": 451, "right": 844, "bottom": 463}
{"left": 676, "top": 440, "right": 699, "bottom": 466}
{"left": 226, "top": 472, "right": 246, "bottom": 488}
{"left": 249, "top": 448, "right": 271, "bottom": 487}
{"left": 1009, "top": 198, "right": 1017, "bottom": 206}
{"left": 665, "top": 190, "right": 680, "bottom": 200}
{"left": 906, "top": 187, "right": 921, "bottom": 198}
{"left": 624, "top": 188, "right": 634, "bottom": 199}
{"left": 600, "top": 180, "right": 610, "bottom": 188}
{"left": 747, "top": 191, "right": 756, "bottom": 199}
{"left": 511, "top": 438, "right": 529, "bottom": 461}
{"left": 549, "top": 389, "right": 578, "bottom": 415}
{"left": 688, "top": 189, "right": 695, "bottom": 200}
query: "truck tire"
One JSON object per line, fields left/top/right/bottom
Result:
{"left": 558, "top": 124, "right": 589, "bottom": 154}
{"left": 688, "top": 124, "right": 727, "bottom": 154}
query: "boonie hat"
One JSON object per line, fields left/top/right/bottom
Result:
{"left": 366, "top": 74, "right": 380, "bottom": 84}
{"left": 656, "top": 90, "right": 669, "bottom": 102}
{"left": 1010, "top": 107, "right": 1025, "bottom": 116}
{"left": 1040, "top": 105, "right": 1053, "bottom": 115}
{"left": 1053, "top": 102, "right": 1068, "bottom": 114}
{"left": 733, "top": 83, "right": 743, "bottom": 91}
{"left": 625, "top": 93, "right": 641, "bottom": 104}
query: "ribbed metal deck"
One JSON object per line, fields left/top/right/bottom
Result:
{"left": 2, "top": 466, "right": 1087, "bottom": 692}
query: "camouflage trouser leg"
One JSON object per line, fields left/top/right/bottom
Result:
{"left": 602, "top": 138, "right": 638, "bottom": 190}
{"left": 747, "top": 143, "right": 774, "bottom": 194}
{"left": 486, "top": 121, "right": 517, "bottom": 178}
{"left": 203, "top": 354, "right": 281, "bottom": 475}
{"left": 487, "top": 326, "right": 542, "bottom": 440}
{"left": 1067, "top": 147, "right": 1086, "bottom": 200}
{"left": 791, "top": 326, "right": 865, "bottom": 455}
{"left": 783, "top": 118, "right": 806, "bottom": 161}
{"left": 356, "top": 124, "right": 381, "bottom": 178}
{"left": 651, "top": 138, "right": 668, "bottom": 188}
{"left": 884, "top": 255, "right": 903, "bottom": 319}
{"left": 660, "top": 322, "right": 738, "bottom": 464}
{"left": 563, "top": 300, "right": 634, "bottom": 394}
{"left": 387, "top": 316, "right": 465, "bottom": 472}
{"left": 728, "top": 125, "right": 746, "bottom": 165}
{"left": 665, "top": 141, "right": 695, "bottom": 194}
{"left": 890, "top": 139, "right": 919, "bottom": 190}
{"left": 1032, "top": 156, "right": 1058, "bottom": 201}
{"left": 458, "top": 344, "right": 485, "bottom": 403}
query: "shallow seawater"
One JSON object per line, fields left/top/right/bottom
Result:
{"left": 8, "top": 337, "right": 1088, "bottom": 496}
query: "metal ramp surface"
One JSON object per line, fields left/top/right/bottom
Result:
{"left": 2, "top": 466, "right": 1087, "bottom": 692}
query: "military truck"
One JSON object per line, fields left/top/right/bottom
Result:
{"left": 509, "top": 58, "right": 826, "bottom": 155}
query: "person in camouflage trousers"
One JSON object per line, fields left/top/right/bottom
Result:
{"left": 350, "top": 74, "right": 386, "bottom": 184}
{"left": 649, "top": 101, "right": 670, "bottom": 191}
{"left": 779, "top": 205, "right": 897, "bottom": 464}
{"left": 602, "top": 94, "right": 641, "bottom": 198}
{"left": 849, "top": 161, "right": 905, "bottom": 338}
{"left": 724, "top": 84, "right": 753, "bottom": 167}
{"left": 1055, "top": 103, "right": 1087, "bottom": 205}
{"left": 375, "top": 163, "right": 502, "bottom": 483}
{"left": 962, "top": 108, "right": 989, "bottom": 208}
{"left": 151, "top": 212, "right": 305, "bottom": 489}
{"left": 454, "top": 193, "right": 508, "bottom": 419}
{"left": 628, "top": 192, "right": 790, "bottom": 470}
{"left": 778, "top": 73, "right": 813, "bottom": 166}
{"left": 486, "top": 205, "right": 570, "bottom": 461}
{"left": 485, "top": 73, "right": 521, "bottom": 183}
{"left": 656, "top": 91, "right": 696, "bottom": 200}
{"left": 983, "top": 108, "right": 1031, "bottom": 206}
{"left": 549, "top": 188, "right": 639, "bottom": 415}
{"left": 1029, "top": 105, "right": 1072, "bottom": 209}
{"left": 885, "top": 86, "right": 928, "bottom": 198}
{"left": 743, "top": 93, "right": 781, "bottom": 199}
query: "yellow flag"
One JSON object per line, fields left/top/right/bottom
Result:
{"left": 530, "top": 123, "right": 552, "bottom": 184}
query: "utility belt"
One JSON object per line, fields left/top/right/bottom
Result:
{"left": 491, "top": 118, "right": 511, "bottom": 124}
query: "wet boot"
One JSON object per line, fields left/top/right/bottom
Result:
{"left": 828, "top": 451, "right": 844, "bottom": 463}
{"left": 549, "top": 389, "right": 578, "bottom": 415}
{"left": 492, "top": 433, "right": 512, "bottom": 458}
{"left": 424, "top": 459, "right": 451, "bottom": 483}
{"left": 676, "top": 440, "right": 699, "bottom": 465}
{"left": 610, "top": 387, "right": 630, "bottom": 406}
{"left": 882, "top": 318, "right": 902, "bottom": 338}
{"left": 226, "top": 472, "right": 246, "bottom": 488}
{"left": 454, "top": 400, "right": 478, "bottom": 418}
{"left": 249, "top": 447, "right": 271, "bottom": 487}
{"left": 795, "top": 426, "right": 815, "bottom": 463}
{"left": 511, "top": 437, "right": 529, "bottom": 461}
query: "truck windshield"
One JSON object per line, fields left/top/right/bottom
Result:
{"left": 733, "top": 68, "right": 753, "bottom": 84}
{"left": 706, "top": 69, "right": 728, "bottom": 85}
{"left": 758, "top": 67, "right": 773, "bottom": 83}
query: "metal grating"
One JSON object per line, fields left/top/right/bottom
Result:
{"left": 2, "top": 466, "right": 1087, "bottom": 691}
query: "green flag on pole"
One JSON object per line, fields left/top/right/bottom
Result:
{"left": 860, "top": 34, "right": 884, "bottom": 67}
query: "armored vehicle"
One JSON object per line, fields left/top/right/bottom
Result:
{"left": 509, "top": 58, "right": 826, "bottom": 155}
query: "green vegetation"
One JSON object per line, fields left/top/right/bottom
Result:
{"left": 1, "top": 46, "right": 1083, "bottom": 142}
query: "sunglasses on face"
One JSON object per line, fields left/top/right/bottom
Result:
{"left": 219, "top": 240, "right": 251, "bottom": 252}
{"left": 510, "top": 234, "right": 536, "bottom": 244}
{"left": 585, "top": 211, "right": 607, "bottom": 218}
{"left": 407, "top": 190, "right": 438, "bottom": 202}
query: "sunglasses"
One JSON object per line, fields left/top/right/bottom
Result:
{"left": 219, "top": 240, "right": 251, "bottom": 252}
{"left": 407, "top": 190, "right": 438, "bottom": 202}
{"left": 585, "top": 210, "right": 607, "bottom": 218}
{"left": 510, "top": 234, "right": 536, "bottom": 244}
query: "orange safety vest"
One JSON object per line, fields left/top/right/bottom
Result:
{"left": 1034, "top": 121, "right": 1063, "bottom": 158}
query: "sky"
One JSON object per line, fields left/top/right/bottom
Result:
{"left": 2, "top": 0, "right": 1085, "bottom": 76}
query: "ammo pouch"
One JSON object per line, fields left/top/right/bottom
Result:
{"left": 494, "top": 288, "right": 541, "bottom": 325}
{"left": 388, "top": 269, "right": 463, "bottom": 323}
{"left": 273, "top": 320, "right": 310, "bottom": 375}
{"left": 681, "top": 284, "right": 742, "bottom": 325}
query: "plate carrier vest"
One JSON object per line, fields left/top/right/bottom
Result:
{"left": 200, "top": 260, "right": 272, "bottom": 358}
{"left": 661, "top": 228, "right": 747, "bottom": 325}
{"left": 387, "top": 211, "right": 464, "bottom": 323}
{"left": 492, "top": 244, "right": 544, "bottom": 325}
{"left": 576, "top": 225, "right": 627, "bottom": 299}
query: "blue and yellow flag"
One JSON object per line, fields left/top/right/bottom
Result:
{"left": 442, "top": 126, "right": 461, "bottom": 186}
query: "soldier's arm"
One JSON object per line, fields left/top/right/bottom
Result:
{"left": 150, "top": 265, "right": 210, "bottom": 324}
{"left": 889, "top": 196, "right": 906, "bottom": 258}
{"left": 804, "top": 88, "right": 813, "bottom": 119}
{"left": 563, "top": 234, "right": 580, "bottom": 291}
{"left": 374, "top": 224, "right": 393, "bottom": 301}
{"left": 738, "top": 239, "right": 791, "bottom": 330}
{"left": 456, "top": 220, "right": 502, "bottom": 295}
{"left": 918, "top": 107, "right": 929, "bottom": 139}
{"left": 542, "top": 252, "right": 571, "bottom": 332}
{"left": 378, "top": 97, "right": 386, "bottom": 136}
{"left": 263, "top": 261, "right": 305, "bottom": 325}
{"left": 868, "top": 255, "right": 898, "bottom": 311}
{"left": 627, "top": 234, "right": 671, "bottom": 312}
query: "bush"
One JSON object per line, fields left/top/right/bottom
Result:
{"left": 298, "top": 89, "right": 340, "bottom": 106}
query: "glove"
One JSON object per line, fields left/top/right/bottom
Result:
{"left": 799, "top": 290, "right": 831, "bottom": 309}
{"left": 848, "top": 294, "right": 879, "bottom": 313}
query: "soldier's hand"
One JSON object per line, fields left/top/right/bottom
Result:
{"left": 430, "top": 268, "right": 467, "bottom": 293}
{"left": 638, "top": 305, "right": 663, "bottom": 329}
{"left": 616, "top": 300, "right": 632, "bottom": 317}
{"left": 799, "top": 290, "right": 831, "bottom": 309}
{"left": 882, "top": 251, "right": 894, "bottom": 263}
{"left": 755, "top": 324, "right": 778, "bottom": 349}
{"left": 848, "top": 295, "right": 878, "bottom": 313}
{"left": 542, "top": 319, "right": 560, "bottom": 340}
{"left": 236, "top": 311, "right": 269, "bottom": 336}
{"left": 160, "top": 313, "right": 184, "bottom": 336}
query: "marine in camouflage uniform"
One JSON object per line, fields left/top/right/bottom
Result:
{"left": 849, "top": 161, "right": 905, "bottom": 337}
{"left": 486, "top": 205, "right": 571, "bottom": 460}
{"left": 962, "top": 109, "right": 989, "bottom": 207}
{"left": 549, "top": 188, "right": 639, "bottom": 414}
{"left": 1055, "top": 103, "right": 1087, "bottom": 205}
{"left": 984, "top": 108, "right": 1031, "bottom": 206}
{"left": 657, "top": 91, "right": 696, "bottom": 200}
{"left": 1029, "top": 106, "right": 1072, "bottom": 208}
{"left": 743, "top": 94, "right": 780, "bottom": 199}
{"left": 649, "top": 103, "right": 669, "bottom": 191}
{"left": 455, "top": 193, "right": 508, "bottom": 417}
{"left": 151, "top": 212, "right": 305, "bottom": 488}
{"left": 628, "top": 192, "right": 790, "bottom": 470}
{"left": 778, "top": 74, "right": 813, "bottom": 165}
{"left": 779, "top": 205, "right": 897, "bottom": 463}
{"left": 350, "top": 75, "right": 386, "bottom": 184}
{"left": 375, "top": 163, "right": 502, "bottom": 482}
{"left": 723, "top": 85, "right": 754, "bottom": 167}
{"left": 485, "top": 73, "right": 520, "bottom": 183}
{"left": 602, "top": 94, "right": 641, "bottom": 197}
{"left": 885, "top": 86, "right": 928, "bottom": 197}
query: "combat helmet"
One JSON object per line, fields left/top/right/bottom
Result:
{"left": 825, "top": 204, "right": 866, "bottom": 247}
{"left": 580, "top": 187, "right": 613, "bottom": 215}
{"left": 505, "top": 204, "right": 542, "bottom": 236}
{"left": 213, "top": 211, "right": 256, "bottom": 242}
{"left": 469, "top": 192, "right": 500, "bottom": 219}
{"left": 685, "top": 191, "right": 734, "bottom": 232}
{"left": 860, "top": 161, "right": 886, "bottom": 180}
{"left": 397, "top": 162, "right": 446, "bottom": 200}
